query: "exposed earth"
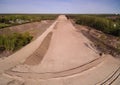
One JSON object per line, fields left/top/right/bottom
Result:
{"left": 0, "top": 20, "right": 54, "bottom": 58}
{"left": 0, "top": 15, "right": 120, "bottom": 85}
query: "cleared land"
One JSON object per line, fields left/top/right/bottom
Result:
{"left": 0, "top": 15, "right": 119, "bottom": 85}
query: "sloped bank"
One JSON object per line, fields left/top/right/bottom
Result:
{"left": 0, "top": 20, "right": 57, "bottom": 73}
{"left": 24, "top": 32, "right": 53, "bottom": 65}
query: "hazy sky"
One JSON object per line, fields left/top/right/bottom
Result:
{"left": 0, "top": 0, "right": 120, "bottom": 14}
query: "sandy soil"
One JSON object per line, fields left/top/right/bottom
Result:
{"left": 10, "top": 15, "right": 99, "bottom": 73}
{"left": 24, "top": 32, "right": 53, "bottom": 65}
{"left": 0, "top": 15, "right": 120, "bottom": 85}
{"left": 0, "top": 20, "right": 54, "bottom": 37}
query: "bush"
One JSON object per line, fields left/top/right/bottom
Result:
{"left": 75, "top": 15, "right": 120, "bottom": 36}
{"left": 0, "top": 23, "right": 10, "bottom": 29}
{"left": 0, "top": 32, "right": 33, "bottom": 51}
{"left": 0, "top": 14, "right": 58, "bottom": 29}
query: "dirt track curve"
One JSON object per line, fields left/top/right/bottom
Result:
{"left": 0, "top": 15, "right": 120, "bottom": 85}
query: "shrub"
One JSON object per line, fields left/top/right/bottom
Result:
{"left": 0, "top": 32, "right": 33, "bottom": 51}
{"left": 75, "top": 15, "right": 120, "bottom": 36}
{"left": 0, "top": 14, "right": 58, "bottom": 29}
{"left": 0, "top": 23, "right": 10, "bottom": 29}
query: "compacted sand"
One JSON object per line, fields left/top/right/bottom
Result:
{"left": 0, "top": 15, "right": 120, "bottom": 85}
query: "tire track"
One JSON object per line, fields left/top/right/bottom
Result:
{"left": 96, "top": 66, "right": 120, "bottom": 85}
{"left": 5, "top": 56, "right": 104, "bottom": 79}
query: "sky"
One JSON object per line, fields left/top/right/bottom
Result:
{"left": 0, "top": 0, "right": 120, "bottom": 14}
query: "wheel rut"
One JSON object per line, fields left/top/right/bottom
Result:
{"left": 96, "top": 66, "right": 120, "bottom": 85}
{"left": 1, "top": 15, "right": 120, "bottom": 85}
{"left": 5, "top": 56, "right": 104, "bottom": 79}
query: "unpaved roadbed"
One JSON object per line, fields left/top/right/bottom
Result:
{"left": 0, "top": 15, "right": 120, "bottom": 85}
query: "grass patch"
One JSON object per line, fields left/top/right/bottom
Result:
{"left": 0, "top": 32, "right": 33, "bottom": 52}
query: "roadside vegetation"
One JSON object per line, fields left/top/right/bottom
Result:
{"left": 68, "top": 14, "right": 120, "bottom": 57}
{"left": 68, "top": 14, "right": 120, "bottom": 36}
{"left": 0, "top": 14, "right": 58, "bottom": 29}
{"left": 0, "top": 14, "right": 57, "bottom": 58}
{"left": 0, "top": 32, "right": 33, "bottom": 52}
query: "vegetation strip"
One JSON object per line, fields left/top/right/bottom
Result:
{"left": 0, "top": 32, "right": 33, "bottom": 52}
{"left": 68, "top": 15, "right": 120, "bottom": 36}
{"left": 0, "top": 14, "right": 58, "bottom": 29}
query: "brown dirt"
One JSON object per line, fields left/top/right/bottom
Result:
{"left": 74, "top": 24, "right": 120, "bottom": 58}
{"left": 0, "top": 20, "right": 54, "bottom": 39}
{"left": 24, "top": 32, "right": 53, "bottom": 65}
{"left": 9, "top": 15, "right": 99, "bottom": 73}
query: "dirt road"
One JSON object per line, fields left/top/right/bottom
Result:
{"left": 0, "top": 15, "right": 120, "bottom": 85}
